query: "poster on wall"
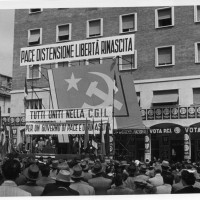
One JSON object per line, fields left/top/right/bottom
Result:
{"left": 141, "top": 109, "right": 146, "bottom": 120}
{"left": 171, "top": 108, "right": 179, "bottom": 119}
{"left": 188, "top": 107, "right": 196, "bottom": 118}
{"left": 155, "top": 108, "right": 162, "bottom": 120}
{"left": 197, "top": 107, "right": 200, "bottom": 118}
{"left": 147, "top": 109, "right": 154, "bottom": 120}
{"left": 179, "top": 107, "right": 187, "bottom": 119}
{"left": 163, "top": 108, "right": 170, "bottom": 119}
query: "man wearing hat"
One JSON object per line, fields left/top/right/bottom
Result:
{"left": 135, "top": 165, "right": 149, "bottom": 181}
{"left": 49, "top": 159, "right": 59, "bottom": 179}
{"left": 70, "top": 164, "right": 95, "bottom": 195}
{"left": 36, "top": 164, "right": 55, "bottom": 187}
{"left": 42, "top": 170, "right": 79, "bottom": 196}
{"left": 133, "top": 177, "right": 148, "bottom": 194}
{"left": 80, "top": 160, "right": 92, "bottom": 182}
{"left": 88, "top": 162, "right": 112, "bottom": 195}
{"left": 19, "top": 164, "right": 44, "bottom": 196}
{"left": 107, "top": 173, "right": 133, "bottom": 195}
{"left": 161, "top": 160, "right": 171, "bottom": 176}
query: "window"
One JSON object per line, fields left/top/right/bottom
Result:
{"left": 155, "top": 7, "right": 174, "bottom": 28}
{"left": 26, "top": 99, "right": 42, "bottom": 109}
{"left": 152, "top": 90, "right": 179, "bottom": 106}
{"left": 119, "top": 13, "right": 137, "bottom": 33}
{"left": 119, "top": 51, "right": 137, "bottom": 71}
{"left": 194, "top": 6, "right": 200, "bottom": 22}
{"left": 155, "top": 45, "right": 175, "bottom": 67}
{"left": 86, "top": 58, "right": 102, "bottom": 65}
{"left": 56, "top": 24, "right": 72, "bottom": 42}
{"left": 193, "top": 88, "right": 200, "bottom": 104}
{"left": 55, "top": 62, "right": 71, "bottom": 68}
{"left": 27, "top": 65, "right": 41, "bottom": 79}
{"left": 29, "top": 9, "right": 42, "bottom": 14}
{"left": 8, "top": 108, "right": 10, "bottom": 113}
{"left": 87, "top": 18, "right": 103, "bottom": 38}
{"left": 28, "top": 28, "right": 42, "bottom": 46}
{"left": 195, "top": 42, "right": 200, "bottom": 63}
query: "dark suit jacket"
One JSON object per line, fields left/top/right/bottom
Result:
{"left": 175, "top": 186, "right": 200, "bottom": 193}
{"left": 88, "top": 176, "right": 112, "bottom": 195}
{"left": 42, "top": 183, "right": 79, "bottom": 196}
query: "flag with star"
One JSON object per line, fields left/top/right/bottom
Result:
{"left": 48, "top": 59, "right": 145, "bottom": 130}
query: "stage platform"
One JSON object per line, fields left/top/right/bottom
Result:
{"left": 19, "top": 153, "right": 82, "bottom": 162}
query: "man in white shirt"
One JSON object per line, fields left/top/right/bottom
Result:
{"left": 148, "top": 168, "right": 164, "bottom": 187}
{"left": 0, "top": 158, "right": 31, "bottom": 196}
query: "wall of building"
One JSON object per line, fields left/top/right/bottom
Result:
{"left": 13, "top": 6, "right": 200, "bottom": 91}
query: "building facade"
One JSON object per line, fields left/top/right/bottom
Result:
{"left": 12, "top": 6, "right": 200, "bottom": 161}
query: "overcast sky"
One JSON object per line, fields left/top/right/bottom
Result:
{"left": 0, "top": 9, "right": 14, "bottom": 77}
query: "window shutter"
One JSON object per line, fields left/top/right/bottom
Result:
{"left": 193, "top": 88, "right": 200, "bottom": 104}
{"left": 59, "top": 25, "right": 69, "bottom": 36}
{"left": 89, "top": 20, "right": 100, "bottom": 36}
{"left": 122, "top": 15, "right": 134, "bottom": 30}
{"left": 158, "top": 47, "right": 172, "bottom": 65}
{"left": 29, "top": 30, "right": 40, "bottom": 43}
{"left": 158, "top": 8, "right": 171, "bottom": 20}
{"left": 197, "top": 6, "right": 200, "bottom": 21}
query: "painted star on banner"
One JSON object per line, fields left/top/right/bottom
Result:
{"left": 65, "top": 73, "right": 82, "bottom": 91}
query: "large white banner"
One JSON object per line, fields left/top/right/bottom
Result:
{"left": 20, "top": 34, "right": 134, "bottom": 66}
{"left": 25, "top": 107, "right": 113, "bottom": 135}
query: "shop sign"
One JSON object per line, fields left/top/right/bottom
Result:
{"left": 149, "top": 126, "right": 182, "bottom": 134}
{"left": 163, "top": 108, "right": 170, "bottom": 119}
{"left": 179, "top": 107, "right": 187, "bottom": 119}
{"left": 20, "top": 34, "right": 134, "bottom": 66}
{"left": 114, "top": 129, "right": 147, "bottom": 134}
{"left": 188, "top": 107, "right": 196, "bottom": 118}
{"left": 171, "top": 107, "right": 178, "bottom": 119}
{"left": 185, "top": 127, "right": 200, "bottom": 134}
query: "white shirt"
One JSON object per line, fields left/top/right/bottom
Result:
{"left": 0, "top": 180, "right": 31, "bottom": 196}
{"left": 156, "top": 184, "right": 172, "bottom": 194}
{"left": 148, "top": 173, "right": 164, "bottom": 187}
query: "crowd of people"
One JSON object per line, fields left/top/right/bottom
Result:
{"left": 0, "top": 153, "right": 200, "bottom": 196}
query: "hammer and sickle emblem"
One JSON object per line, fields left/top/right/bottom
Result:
{"left": 82, "top": 72, "right": 123, "bottom": 110}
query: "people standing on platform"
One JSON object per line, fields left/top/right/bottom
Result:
{"left": 32, "top": 137, "right": 37, "bottom": 153}
{"left": 37, "top": 137, "right": 45, "bottom": 153}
